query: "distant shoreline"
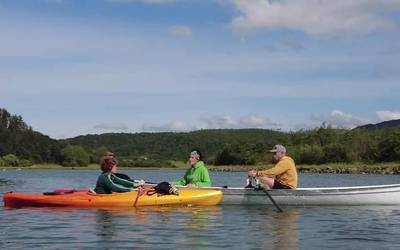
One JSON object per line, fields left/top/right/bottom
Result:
{"left": 208, "top": 162, "right": 400, "bottom": 175}
{"left": 2, "top": 162, "right": 400, "bottom": 175}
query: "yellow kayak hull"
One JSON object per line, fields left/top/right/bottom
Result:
{"left": 3, "top": 189, "right": 223, "bottom": 208}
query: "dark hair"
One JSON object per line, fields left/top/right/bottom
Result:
{"left": 100, "top": 154, "right": 118, "bottom": 173}
{"left": 190, "top": 148, "right": 202, "bottom": 160}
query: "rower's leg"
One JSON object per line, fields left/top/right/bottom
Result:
{"left": 257, "top": 176, "right": 274, "bottom": 189}
{"left": 245, "top": 177, "right": 254, "bottom": 188}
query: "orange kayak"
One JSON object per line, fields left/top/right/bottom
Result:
{"left": 3, "top": 188, "right": 223, "bottom": 208}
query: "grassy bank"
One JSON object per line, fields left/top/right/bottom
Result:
{"left": 296, "top": 162, "right": 400, "bottom": 175}
{"left": 208, "top": 162, "right": 400, "bottom": 174}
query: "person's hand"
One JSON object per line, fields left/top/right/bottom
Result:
{"left": 186, "top": 184, "right": 197, "bottom": 188}
{"left": 136, "top": 180, "right": 145, "bottom": 186}
{"left": 248, "top": 170, "right": 257, "bottom": 177}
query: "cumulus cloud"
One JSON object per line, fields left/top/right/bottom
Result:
{"left": 199, "top": 114, "right": 277, "bottom": 129}
{"left": 140, "top": 114, "right": 278, "bottom": 132}
{"left": 229, "top": 0, "right": 400, "bottom": 37}
{"left": 93, "top": 123, "right": 129, "bottom": 131}
{"left": 310, "top": 110, "right": 369, "bottom": 128}
{"left": 141, "top": 121, "right": 194, "bottom": 132}
{"left": 170, "top": 25, "right": 193, "bottom": 37}
{"left": 242, "top": 114, "right": 276, "bottom": 127}
{"left": 376, "top": 110, "right": 400, "bottom": 121}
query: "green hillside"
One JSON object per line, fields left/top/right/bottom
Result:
{"left": 64, "top": 129, "right": 286, "bottom": 166}
{"left": 355, "top": 119, "right": 400, "bottom": 130}
{"left": 2, "top": 107, "right": 400, "bottom": 168}
{"left": 0, "top": 108, "right": 61, "bottom": 166}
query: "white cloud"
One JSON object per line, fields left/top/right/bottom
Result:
{"left": 1, "top": 15, "right": 399, "bottom": 99}
{"left": 140, "top": 114, "right": 278, "bottom": 132}
{"left": 93, "top": 123, "right": 129, "bottom": 131}
{"left": 141, "top": 121, "right": 194, "bottom": 132}
{"left": 241, "top": 114, "right": 275, "bottom": 127}
{"left": 199, "top": 114, "right": 277, "bottom": 129}
{"left": 170, "top": 25, "right": 193, "bottom": 37}
{"left": 200, "top": 115, "right": 236, "bottom": 129}
{"left": 310, "top": 110, "right": 369, "bottom": 128}
{"left": 376, "top": 110, "right": 400, "bottom": 121}
{"left": 229, "top": 0, "right": 400, "bottom": 37}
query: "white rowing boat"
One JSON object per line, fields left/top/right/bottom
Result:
{"left": 200, "top": 184, "right": 400, "bottom": 206}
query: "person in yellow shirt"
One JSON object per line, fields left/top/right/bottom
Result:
{"left": 248, "top": 144, "right": 297, "bottom": 189}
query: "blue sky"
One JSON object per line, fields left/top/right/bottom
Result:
{"left": 1, "top": 0, "right": 400, "bottom": 139}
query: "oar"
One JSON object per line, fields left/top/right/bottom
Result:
{"left": 114, "top": 172, "right": 133, "bottom": 181}
{"left": 261, "top": 187, "right": 283, "bottom": 213}
{"left": 252, "top": 177, "right": 283, "bottom": 213}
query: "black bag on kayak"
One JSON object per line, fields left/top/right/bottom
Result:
{"left": 147, "top": 182, "right": 179, "bottom": 196}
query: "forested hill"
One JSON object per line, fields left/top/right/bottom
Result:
{"left": 355, "top": 119, "right": 400, "bottom": 130}
{"left": 2, "top": 107, "right": 400, "bottom": 167}
{"left": 64, "top": 125, "right": 400, "bottom": 166}
{"left": 64, "top": 129, "right": 286, "bottom": 162}
{"left": 0, "top": 108, "right": 61, "bottom": 164}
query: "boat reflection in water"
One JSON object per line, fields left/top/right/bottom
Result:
{"left": 93, "top": 206, "right": 223, "bottom": 248}
{"left": 268, "top": 209, "right": 299, "bottom": 250}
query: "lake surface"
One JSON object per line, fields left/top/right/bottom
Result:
{"left": 1, "top": 169, "right": 400, "bottom": 249}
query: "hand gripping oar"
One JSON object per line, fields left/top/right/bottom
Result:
{"left": 250, "top": 177, "right": 283, "bottom": 213}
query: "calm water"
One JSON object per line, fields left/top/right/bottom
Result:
{"left": 1, "top": 169, "right": 400, "bottom": 249}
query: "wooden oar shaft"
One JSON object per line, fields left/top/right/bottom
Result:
{"left": 262, "top": 188, "right": 283, "bottom": 212}
{"left": 251, "top": 177, "right": 283, "bottom": 212}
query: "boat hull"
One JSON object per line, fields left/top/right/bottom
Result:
{"left": 5, "top": 184, "right": 400, "bottom": 208}
{"left": 3, "top": 189, "right": 223, "bottom": 208}
{"left": 219, "top": 184, "right": 400, "bottom": 206}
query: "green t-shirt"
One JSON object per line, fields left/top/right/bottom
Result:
{"left": 172, "top": 161, "right": 211, "bottom": 187}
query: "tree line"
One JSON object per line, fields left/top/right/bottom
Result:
{"left": 1, "top": 108, "right": 400, "bottom": 167}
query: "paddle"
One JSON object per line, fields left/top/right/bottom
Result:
{"left": 114, "top": 173, "right": 158, "bottom": 185}
{"left": 114, "top": 172, "right": 133, "bottom": 181}
{"left": 250, "top": 177, "right": 283, "bottom": 213}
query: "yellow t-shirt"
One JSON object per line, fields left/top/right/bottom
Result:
{"left": 257, "top": 156, "right": 298, "bottom": 189}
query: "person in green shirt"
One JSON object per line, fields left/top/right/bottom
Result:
{"left": 94, "top": 153, "right": 145, "bottom": 194}
{"left": 172, "top": 149, "right": 211, "bottom": 187}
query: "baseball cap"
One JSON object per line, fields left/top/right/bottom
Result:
{"left": 269, "top": 144, "right": 286, "bottom": 153}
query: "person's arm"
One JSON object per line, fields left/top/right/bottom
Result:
{"left": 257, "top": 161, "right": 289, "bottom": 177}
{"left": 105, "top": 175, "right": 134, "bottom": 192}
{"left": 195, "top": 166, "right": 211, "bottom": 187}
{"left": 111, "top": 174, "right": 137, "bottom": 188}
{"left": 171, "top": 169, "right": 189, "bottom": 186}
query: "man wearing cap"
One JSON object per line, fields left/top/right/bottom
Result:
{"left": 248, "top": 144, "right": 297, "bottom": 189}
